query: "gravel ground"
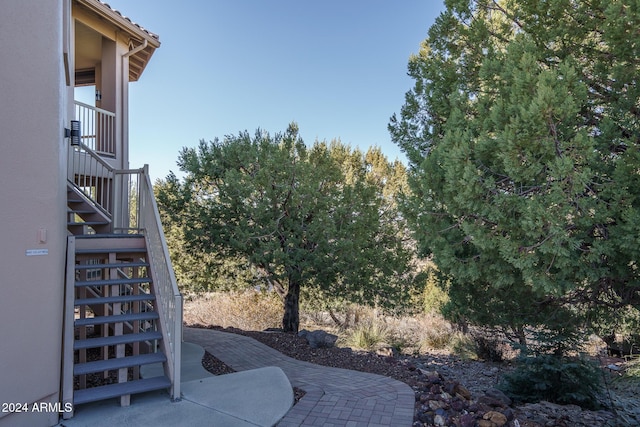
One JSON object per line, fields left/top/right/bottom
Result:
{"left": 197, "top": 325, "right": 503, "bottom": 395}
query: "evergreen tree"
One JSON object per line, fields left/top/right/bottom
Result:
{"left": 155, "top": 178, "right": 255, "bottom": 293}
{"left": 158, "top": 124, "right": 410, "bottom": 332}
{"left": 390, "top": 0, "right": 640, "bottom": 347}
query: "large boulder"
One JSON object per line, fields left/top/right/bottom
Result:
{"left": 298, "top": 329, "right": 338, "bottom": 349}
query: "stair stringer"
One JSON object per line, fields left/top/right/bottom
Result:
{"left": 67, "top": 182, "right": 112, "bottom": 235}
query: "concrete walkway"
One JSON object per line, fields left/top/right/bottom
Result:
{"left": 184, "top": 327, "right": 415, "bottom": 427}
{"left": 58, "top": 342, "right": 293, "bottom": 427}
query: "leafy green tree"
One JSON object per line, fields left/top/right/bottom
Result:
{"left": 390, "top": 0, "right": 640, "bottom": 348}
{"left": 157, "top": 124, "right": 410, "bottom": 332}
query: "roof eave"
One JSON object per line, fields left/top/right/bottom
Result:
{"left": 76, "top": 0, "right": 161, "bottom": 48}
{"left": 74, "top": 0, "right": 160, "bottom": 81}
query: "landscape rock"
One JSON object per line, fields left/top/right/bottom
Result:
{"left": 485, "top": 387, "right": 512, "bottom": 406}
{"left": 454, "top": 383, "right": 472, "bottom": 400}
{"left": 483, "top": 410, "right": 508, "bottom": 426}
{"left": 477, "top": 395, "right": 509, "bottom": 408}
{"left": 433, "top": 414, "right": 446, "bottom": 426}
{"left": 428, "top": 400, "right": 447, "bottom": 410}
{"left": 459, "top": 413, "right": 476, "bottom": 427}
{"left": 514, "top": 401, "right": 617, "bottom": 427}
{"left": 375, "top": 346, "right": 398, "bottom": 357}
{"left": 297, "top": 329, "right": 338, "bottom": 348}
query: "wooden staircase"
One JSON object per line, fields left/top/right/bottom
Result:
{"left": 67, "top": 183, "right": 111, "bottom": 235}
{"left": 63, "top": 182, "right": 173, "bottom": 412}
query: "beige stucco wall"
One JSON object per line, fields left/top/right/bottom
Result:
{"left": 0, "top": 1, "right": 69, "bottom": 426}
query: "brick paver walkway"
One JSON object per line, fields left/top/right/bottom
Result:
{"left": 183, "top": 327, "right": 414, "bottom": 427}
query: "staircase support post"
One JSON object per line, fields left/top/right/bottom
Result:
{"left": 172, "top": 295, "right": 182, "bottom": 400}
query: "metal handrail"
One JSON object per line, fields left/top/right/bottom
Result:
{"left": 137, "top": 164, "right": 182, "bottom": 399}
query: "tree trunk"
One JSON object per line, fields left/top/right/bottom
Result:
{"left": 328, "top": 308, "right": 344, "bottom": 328}
{"left": 282, "top": 280, "right": 300, "bottom": 333}
{"left": 515, "top": 325, "right": 527, "bottom": 350}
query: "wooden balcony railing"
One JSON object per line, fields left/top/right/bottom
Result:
{"left": 75, "top": 101, "right": 116, "bottom": 156}
{"left": 68, "top": 141, "right": 115, "bottom": 224}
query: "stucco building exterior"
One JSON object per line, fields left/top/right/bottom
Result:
{"left": 0, "top": 2, "right": 181, "bottom": 426}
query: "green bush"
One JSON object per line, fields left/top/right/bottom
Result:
{"left": 448, "top": 331, "right": 478, "bottom": 360}
{"left": 626, "top": 357, "right": 640, "bottom": 378}
{"left": 499, "top": 354, "right": 603, "bottom": 410}
{"left": 421, "top": 266, "right": 449, "bottom": 314}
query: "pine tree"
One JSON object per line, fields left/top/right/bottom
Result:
{"left": 390, "top": 0, "right": 640, "bottom": 348}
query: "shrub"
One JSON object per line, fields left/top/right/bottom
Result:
{"left": 345, "top": 320, "right": 390, "bottom": 351}
{"left": 407, "top": 314, "right": 476, "bottom": 358}
{"left": 474, "top": 333, "right": 508, "bottom": 362}
{"left": 418, "top": 314, "right": 456, "bottom": 351}
{"left": 448, "top": 331, "right": 478, "bottom": 360}
{"left": 381, "top": 315, "right": 423, "bottom": 354}
{"left": 626, "top": 357, "right": 640, "bottom": 378}
{"left": 421, "top": 266, "right": 449, "bottom": 314}
{"left": 591, "top": 305, "right": 640, "bottom": 356}
{"left": 499, "top": 354, "right": 603, "bottom": 409}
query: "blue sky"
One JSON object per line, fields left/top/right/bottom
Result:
{"left": 89, "top": 1, "right": 445, "bottom": 181}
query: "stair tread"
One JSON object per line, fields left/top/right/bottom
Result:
{"left": 76, "top": 293, "right": 155, "bottom": 305}
{"left": 75, "top": 234, "right": 145, "bottom": 239}
{"left": 76, "top": 277, "right": 152, "bottom": 287}
{"left": 68, "top": 221, "right": 110, "bottom": 225}
{"left": 74, "top": 352, "right": 167, "bottom": 376}
{"left": 75, "top": 247, "right": 147, "bottom": 254}
{"left": 75, "top": 261, "right": 149, "bottom": 270}
{"left": 75, "top": 311, "right": 159, "bottom": 327}
{"left": 73, "top": 376, "right": 171, "bottom": 405}
{"left": 74, "top": 331, "right": 163, "bottom": 349}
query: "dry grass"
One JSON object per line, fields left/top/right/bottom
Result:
{"left": 412, "top": 314, "right": 456, "bottom": 351}
{"left": 183, "top": 290, "right": 283, "bottom": 331}
{"left": 302, "top": 304, "right": 477, "bottom": 358}
{"left": 344, "top": 321, "right": 390, "bottom": 351}
{"left": 184, "top": 292, "right": 479, "bottom": 358}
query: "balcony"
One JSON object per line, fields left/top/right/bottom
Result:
{"left": 75, "top": 101, "right": 116, "bottom": 157}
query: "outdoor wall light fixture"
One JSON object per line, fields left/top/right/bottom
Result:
{"left": 65, "top": 120, "right": 81, "bottom": 145}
